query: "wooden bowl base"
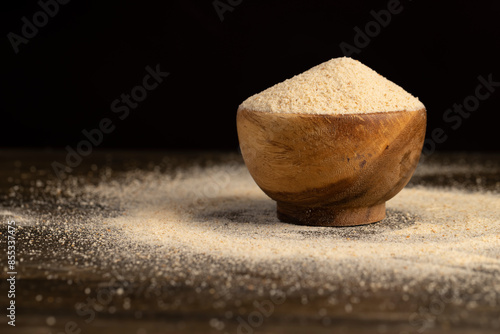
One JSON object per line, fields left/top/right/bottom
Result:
{"left": 276, "top": 202, "right": 386, "bottom": 227}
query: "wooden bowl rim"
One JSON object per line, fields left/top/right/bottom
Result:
{"left": 237, "top": 107, "right": 426, "bottom": 118}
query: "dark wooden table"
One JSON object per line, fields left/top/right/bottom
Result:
{"left": 0, "top": 150, "right": 499, "bottom": 334}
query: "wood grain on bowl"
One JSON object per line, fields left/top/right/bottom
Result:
{"left": 237, "top": 107, "right": 427, "bottom": 227}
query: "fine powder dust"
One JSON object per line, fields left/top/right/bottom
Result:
{"left": 85, "top": 162, "right": 499, "bottom": 286}
{"left": 5, "top": 156, "right": 499, "bottom": 329}
{"left": 239, "top": 57, "right": 425, "bottom": 114}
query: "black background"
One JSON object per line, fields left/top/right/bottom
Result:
{"left": 1, "top": 0, "right": 499, "bottom": 151}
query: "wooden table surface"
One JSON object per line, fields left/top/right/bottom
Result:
{"left": 0, "top": 150, "right": 499, "bottom": 334}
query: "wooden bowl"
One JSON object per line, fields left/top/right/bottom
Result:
{"left": 236, "top": 107, "right": 426, "bottom": 227}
